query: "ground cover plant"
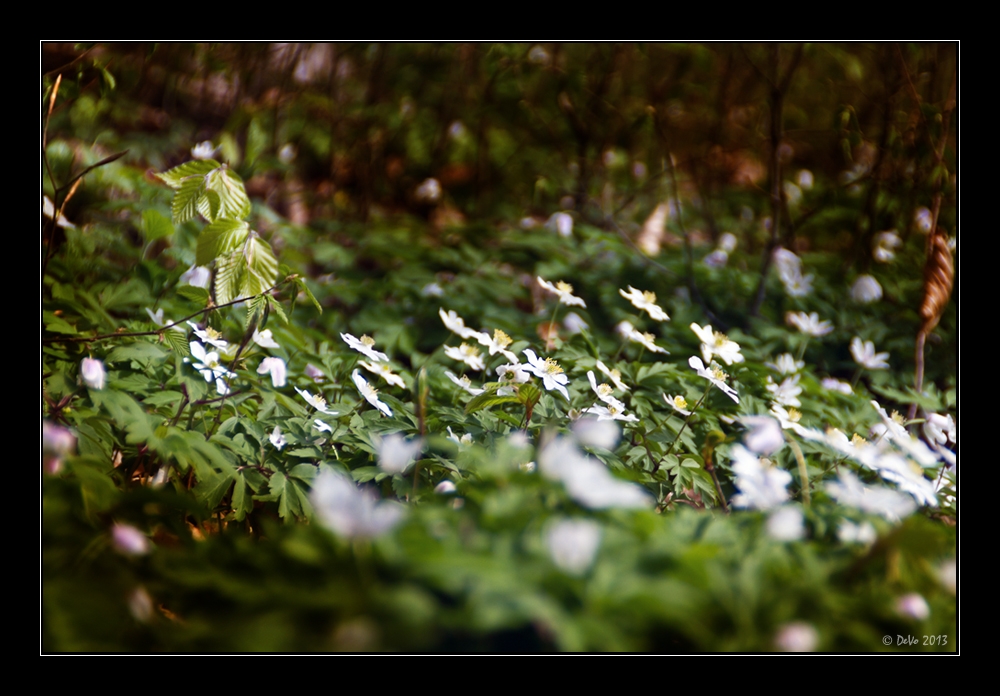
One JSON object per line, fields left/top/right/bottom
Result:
{"left": 42, "top": 43, "right": 957, "bottom": 652}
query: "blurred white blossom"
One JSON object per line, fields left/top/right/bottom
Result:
{"left": 540, "top": 438, "right": 653, "bottom": 510}
{"left": 80, "top": 358, "right": 106, "bottom": 390}
{"left": 774, "top": 622, "right": 818, "bottom": 652}
{"left": 341, "top": 333, "right": 389, "bottom": 363}
{"left": 895, "top": 593, "right": 930, "bottom": 620}
{"left": 310, "top": 470, "right": 405, "bottom": 539}
{"left": 620, "top": 286, "right": 669, "bottom": 321}
{"left": 378, "top": 434, "right": 423, "bottom": 474}
{"left": 851, "top": 337, "right": 889, "bottom": 370}
{"left": 112, "top": 523, "right": 151, "bottom": 556}
{"left": 766, "top": 506, "right": 805, "bottom": 541}
{"left": 180, "top": 265, "right": 211, "bottom": 289}
{"left": 538, "top": 277, "right": 586, "bottom": 307}
{"left": 851, "top": 275, "right": 883, "bottom": 304}
{"left": 786, "top": 311, "right": 833, "bottom": 337}
{"left": 191, "top": 141, "right": 218, "bottom": 160}
{"left": 257, "top": 357, "right": 287, "bottom": 388}
{"left": 730, "top": 445, "right": 790, "bottom": 510}
{"left": 546, "top": 519, "right": 601, "bottom": 575}
{"left": 352, "top": 370, "right": 393, "bottom": 417}
{"left": 545, "top": 212, "right": 574, "bottom": 238}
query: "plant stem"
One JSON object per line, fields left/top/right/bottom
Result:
{"left": 663, "top": 385, "right": 710, "bottom": 459}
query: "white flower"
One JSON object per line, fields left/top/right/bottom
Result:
{"left": 43, "top": 421, "right": 75, "bottom": 474}
{"left": 341, "top": 333, "right": 389, "bottom": 363}
{"left": 438, "top": 308, "right": 482, "bottom": 340}
{"left": 586, "top": 371, "right": 619, "bottom": 405}
{"left": 850, "top": 274, "right": 883, "bottom": 304}
{"left": 729, "top": 444, "right": 791, "bottom": 510}
{"left": 873, "top": 230, "right": 902, "bottom": 263}
{"left": 304, "top": 363, "right": 325, "bottom": 382}
{"left": 937, "top": 559, "right": 957, "bottom": 595}
{"left": 688, "top": 356, "right": 739, "bottom": 403}
{"left": 703, "top": 249, "right": 729, "bottom": 268}
{"left": 742, "top": 416, "right": 784, "bottom": 455}
{"left": 537, "top": 277, "right": 586, "bottom": 307}
{"left": 539, "top": 437, "right": 653, "bottom": 510}
{"left": 583, "top": 400, "right": 639, "bottom": 423}
{"left": 596, "top": 361, "right": 629, "bottom": 392}
{"left": 895, "top": 593, "right": 930, "bottom": 621}
{"left": 619, "top": 286, "right": 669, "bottom": 321}
{"left": 821, "top": 377, "right": 853, "bottom": 395}
{"left": 690, "top": 323, "right": 743, "bottom": 365}
{"left": 444, "top": 343, "right": 486, "bottom": 371}
{"left": 415, "top": 177, "right": 442, "bottom": 202}
{"left": 621, "top": 323, "right": 668, "bottom": 354}
{"left": 421, "top": 282, "right": 444, "bottom": 297}
{"left": 359, "top": 360, "right": 406, "bottom": 389}
{"left": 838, "top": 520, "right": 877, "bottom": 545}
{"left": 563, "top": 312, "right": 588, "bottom": 334}
{"left": 718, "top": 232, "right": 738, "bottom": 253}
{"left": 474, "top": 328, "right": 517, "bottom": 362}
{"left": 446, "top": 427, "right": 473, "bottom": 447}
{"left": 310, "top": 470, "right": 405, "bottom": 539}
{"left": 111, "top": 524, "right": 151, "bottom": 556}
{"left": 915, "top": 206, "right": 933, "bottom": 233}
{"left": 571, "top": 417, "right": 621, "bottom": 450}
{"left": 80, "top": 358, "right": 106, "bottom": 390}
{"left": 180, "top": 265, "right": 211, "bottom": 289}
{"left": 269, "top": 426, "right": 287, "bottom": 450}
{"left": 766, "top": 506, "right": 805, "bottom": 541}
{"left": 522, "top": 349, "right": 570, "bottom": 400}
{"left": 773, "top": 247, "right": 803, "bottom": 284}
{"left": 295, "top": 386, "right": 337, "bottom": 415}
{"left": 145, "top": 307, "right": 166, "bottom": 326}
{"left": 664, "top": 394, "right": 692, "bottom": 417}
{"left": 774, "top": 622, "right": 818, "bottom": 652}
{"left": 783, "top": 271, "right": 814, "bottom": 297}
{"left": 444, "top": 370, "right": 485, "bottom": 396}
{"left": 783, "top": 181, "right": 802, "bottom": 206}
{"left": 796, "top": 169, "right": 814, "bottom": 190}
{"left": 191, "top": 141, "right": 218, "bottom": 160}
{"left": 495, "top": 362, "right": 532, "bottom": 395}
{"left": 257, "top": 357, "right": 287, "bottom": 388}
{"left": 546, "top": 519, "right": 601, "bottom": 575}
{"left": 923, "top": 413, "right": 956, "bottom": 445}
{"left": 826, "top": 470, "right": 916, "bottom": 522}
{"left": 352, "top": 370, "right": 392, "bottom": 417}
{"left": 187, "top": 321, "right": 230, "bottom": 350}
{"left": 252, "top": 328, "right": 280, "bottom": 349}
{"left": 377, "top": 434, "right": 423, "bottom": 474}
{"left": 545, "top": 212, "right": 574, "bottom": 237}
{"left": 767, "top": 353, "right": 803, "bottom": 375}
{"left": 766, "top": 375, "right": 802, "bottom": 408}
{"left": 435, "top": 480, "right": 457, "bottom": 494}
{"left": 313, "top": 419, "right": 333, "bottom": 433}
{"left": 785, "top": 311, "right": 833, "bottom": 337}
{"left": 850, "top": 337, "right": 890, "bottom": 370}
{"left": 189, "top": 341, "right": 234, "bottom": 387}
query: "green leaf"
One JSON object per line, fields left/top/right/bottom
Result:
{"left": 141, "top": 209, "right": 174, "bottom": 242}
{"left": 232, "top": 474, "right": 252, "bottom": 520}
{"left": 214, "top": 249, "right": 242, "bottom": 305}
{"left": 163, "top": 327, "right": 190, "bottom": 356}
{"left": 465, "top": 390, "right": 521, "bottom": 415}
{"left": 172, "top": 176, "right": 205, "bottom": 225}
{"left": 205, "top": 167, "right": 251, "bottom": 220}
{"left": 242, "top": 235, "right": 279, "bottom": 297}
{"left": 176, "top": 285, "right": 211, "bottom": 305}
{"left": 156, "top": 159, "right": 218, "bottom": 189}
{"left": 196, "top": 219, "right": 250, "bottom": 267}
{"left": 296, "top": 278, "right": 322, "bottom": 315}
{"left": 195, "top": 469, "right": 234, "bottom": 510}
{"left": 105, "top": 341, "right": 167, "bottom": 364}
{"left": 266, "top": 295, "right": 288, "bottom": 324}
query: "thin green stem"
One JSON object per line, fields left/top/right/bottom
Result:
{"left": 663, "top": 385, "right": 711, "bottom": 459}
{"left": 787, "top": 437, "right": 810, "bottom": 506}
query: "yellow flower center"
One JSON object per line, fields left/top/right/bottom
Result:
{"left": 673, "top": 395, "right": 688, "bottom": 409}
{"left": 459, "top": 375, "right": 472, "bottom": 388}
{"left": 710, "top": 365, "right": 728, "bottom": 381}
{"left": 610, "top": 368, "right": 622, "bottom": 381}
{"left": 460, "top": 344, "right": 480, "bottom": 358}
{"left": 787, "top": 408, "right": 801, "bottom": 422}
{"left": 556, "top": 281, "right": 574, "bottom": 294}
{"left": 891, "top": 411, "right": 905, "bottom": 426}
{"left": 712, "top": 331, "right": 728, "bottom": 347}
{"left": 597, "top": 384, "right": 613, "bottom": 398}
{"left": 205, "top": 327, "right": 223, "bottom": 341}
{"left": 851, "top": 433, "right": 867, "bottom": 447}
{"left": 543, "top": 358, "right": 563, "bottom": 375}
{"left": 641, "top": 332, "right": 656, "bottom": 343}
{"left": 493, "top": 329, "right": 512, "bottom": 348}
{"left": 360, "top": 335, "right": 376, "bottom": 347}
{"left": 642, "top": 290, "right": 657, "bottom": 303}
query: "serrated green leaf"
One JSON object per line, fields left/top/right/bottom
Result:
{"left": 266, "top": 295, "right": 288, "bottom": 324}
{"left": 176, "top": 285, "right": 211, "bottom": 305}
{"left": 195, "top": 469, "right": 234, "bottom": 510}
{"left": 163, "top": 327, "right": 190, "bottom": 356}
{"left": 465, "top": 391, "right": 521, "bottom": 415}
{"left": 172, "top": 177, "right": 205, "bottom": 225}
{"left": 205, "top": 167, "right": 251, "bottom": 220}
{"left": 296, "top": 278, "right": 322, "bottom": 315}
{"left": 214, "top": 249, "right": 243, "bottom": 305}
{"left": 198, "top": 188, "right": 222, "bottom": 223}
{"left": 241, "top": 235, "right": 279, "bottom": 297}
{"left": 517, "top": 382, "right": 541, "bottom": 405}
{"left": 232, "top": 475, "right": 252, "bottom": 520}
{"left": 141, "top": 209, "right": 174, "bottom": 241}
{"left": 105, "top": 341, "right": 167, "bottom": 364}
{"left": 196, "top": 219, "right": 249, "bottom": 266}
{"left": 156, "top": 159, "right": 218, "bottom": 188}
